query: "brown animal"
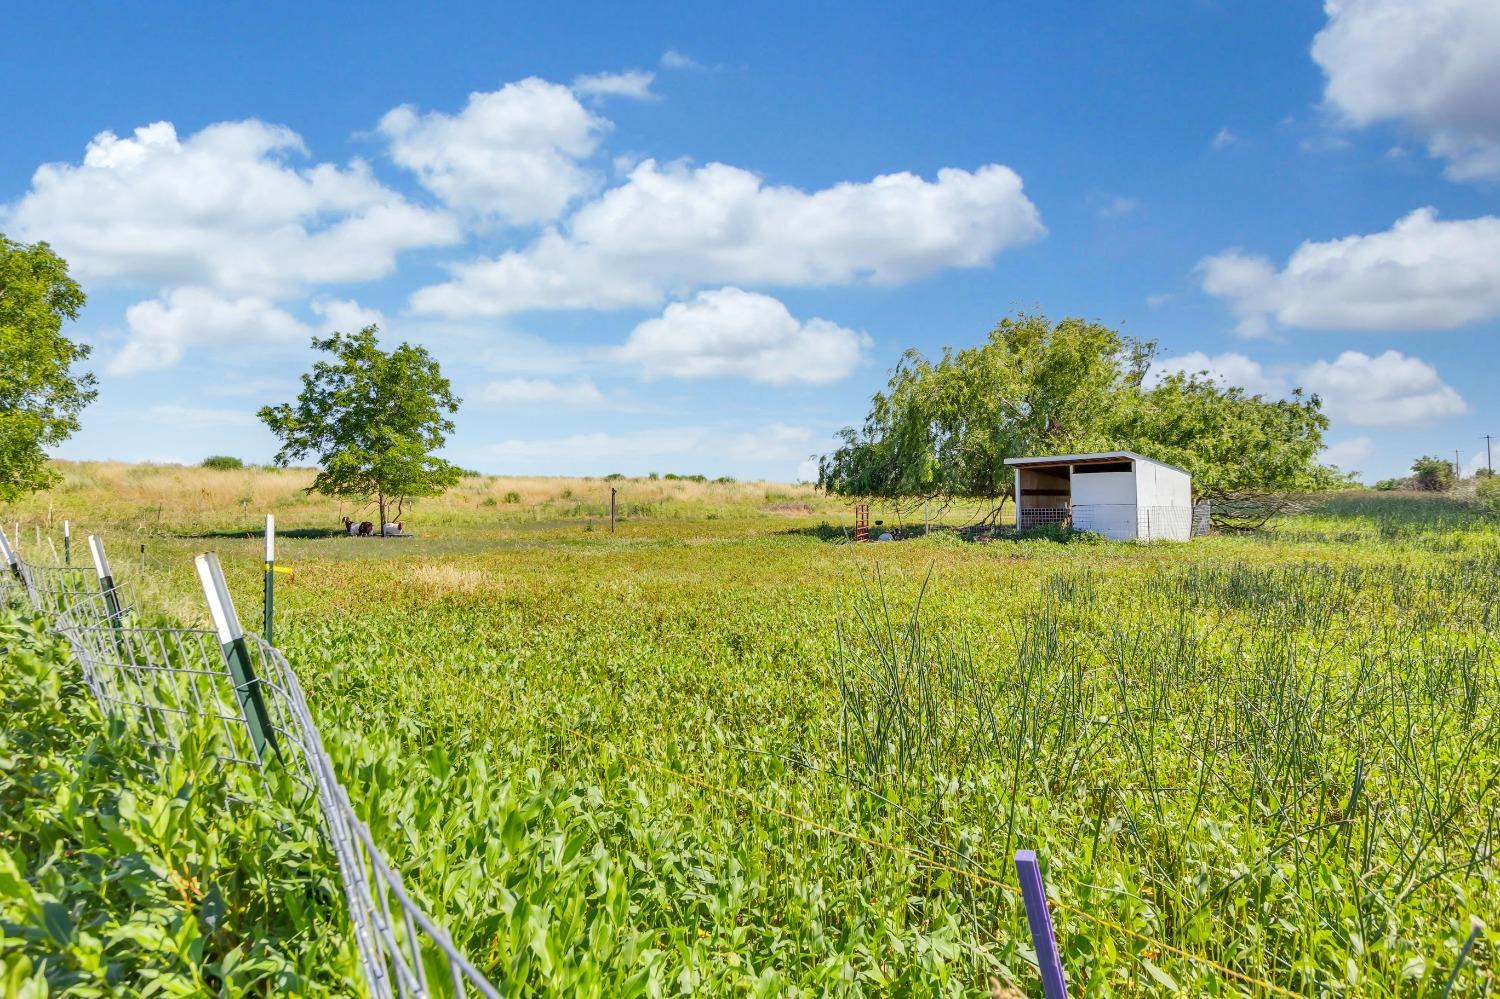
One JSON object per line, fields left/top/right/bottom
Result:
{"left": 358, "top": 521, "right": 374, "bottom": 536}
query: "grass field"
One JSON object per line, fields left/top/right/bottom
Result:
{"left": 3, "top": 463, "right": 1498, "bottom": 996}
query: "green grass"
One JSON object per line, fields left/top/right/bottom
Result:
{"left": 3, "top": 465, "right": 1498, "bottom": 996}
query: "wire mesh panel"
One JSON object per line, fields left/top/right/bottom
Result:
{"left": 5, "top": 540, "right": 502, "bottom": 999}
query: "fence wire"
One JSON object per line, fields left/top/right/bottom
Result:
{"left": 2, "top": 540, "right": 499, "bottom": 999}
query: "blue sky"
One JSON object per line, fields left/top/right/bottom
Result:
{"left": 4, "top": 1, "right": 1498, "bottom": 483}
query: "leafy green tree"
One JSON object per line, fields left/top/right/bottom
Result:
{"left": 259, "top": 326, "right": 461, "bottom": 528}
{"left": 818, "top": 314, "right": 1151, "bottom": 519}
{"left": 820, "top": 312, "right": 1337, "bottom": 527}
{"left": 0, "top": 236, "right": 95, "bottom": 500}
{"left": 1410, "top": 455, "right": 1455, "bottom": 492}
{"left": 1114, "top": 372, "right": 1342, "bottom": 528}
{"left": 201, "top": 455, "right": 244, "bottom": 470}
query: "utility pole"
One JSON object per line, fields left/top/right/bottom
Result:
{"left": 1455, "top": 450, "right": 1463, "bottom": 481}
{"left": 1485, "top": 434, "right": 1496, "bottom": 475}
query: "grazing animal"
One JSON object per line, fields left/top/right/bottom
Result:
{"left": 342, "top": 516, "right": 357, "bottom": 536}
{"left": 381, "top": 522, "right": 404, "bottom": 536}
{"left": 358, "top": 521, "right": 374, "bottom": 536}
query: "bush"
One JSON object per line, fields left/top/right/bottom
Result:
{"left": 502, "top": 491, "right": 521, "bottom": 504}
{"left": 1373, "top": 477, "right": 1408, "bottom": 491}
{"left": 1477, "top": 475, "right": 1500, "bottom": 516}
{"left": 201, "top": 455, "right": 244, "bottom": 470}
{"left": 604, "top": 473, "right": 625, "bottom": 481}
{"left": 1410, "top": 455, "right": 1455, "bottom": 492}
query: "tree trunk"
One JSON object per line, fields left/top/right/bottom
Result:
{"left": 378, "top": 488, "right": 386, "bottom": 537}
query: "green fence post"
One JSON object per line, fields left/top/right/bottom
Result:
{"left": 87, "top": 535, "right": 123, "bottom": 628}
{"left": 263, "top": 514, "right": 276, "bottom": 646}
{"left": 195, "top": 552, "right": 280, "bottom": 763}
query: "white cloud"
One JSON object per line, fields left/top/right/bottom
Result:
{"left": 660, "top": 49, "right": 703, "bottom": 71}
{"left": 1301, "top": 349, "right": 1468, "bottom": 427}
{"left": 729, "top": 423, "right": 814, "bottom": 462}
{"left": 379, "top": 78, "right": 606, "bottom": 223}
{"left": 1322, "top": 436, "right": 1375, "bottom": 472}
{"left": 1149, "top": 351, "right": 1288, "bottom": 397}
{"left": 572, "top": 70, "right": 656, "bottom": 101}
{"left": 618, "top": 287, "right": 870, "bottom": 384}
{"left": 310, "top": 297, "right": 386, "bottom": 332}
{"left": 479, "top": 377, "right": 607, "bottom": 407}
{"left": 1151, "top": 348, "right": 1467, "bottom": 428}
{"left": 1212, "top": 127, "right": 1240, "bottom": 150}
{"left": 1197, "top": 208, "right": 1500, "bottom": 334}
{"left": 482, "top": 428, "right": 705, "bottom": 473}
{"left": 1313, "top": 0, "right": 1500, "bottom": 180}
{"left": 1461, "top": 450, "right": 1490, "bottom": 477}
{"left": 3, "top": 120, "right": 458, "bottom": 298}
{"left": 111, "top": 289, "right": 311, "bottom": 374}
{"left": 145, "top": 404, "right": 258, "bottom": 428}
{"left": 410, "top": 159, "right": 1044, "bottom": 317}
{"left": 1097, "top": 195, "right": 1140, "bottom": 219}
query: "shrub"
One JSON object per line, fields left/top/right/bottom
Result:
{"left": 201, "top": 455, "right": 244, "bottom": 470}
{"left": 604, "top": 473, "right": 625, "bottom": 481}
{"left": 1411, "top": 455, "right": 1455, "bottom": 492}
{"left": 482, "top": 496, "right": 498, "bottom": 507}
{"left": 502, "top": 491, "right": 521, "bottom": 504}
{"left": 1477, "top": 475, "right": 1500, "bottom": 516}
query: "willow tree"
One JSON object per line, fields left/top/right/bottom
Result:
{"left": 818, "top": 314, "right": 1152, "bottom": 521}
{"left": 259, "top": 326, "right": 461, "bottom": 528}
{"left": 819, "top": 312, "right": 1338, "bottom": 527}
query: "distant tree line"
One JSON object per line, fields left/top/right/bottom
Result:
{"left": 818, "top": 313, "right": 1346, "bottom": 528}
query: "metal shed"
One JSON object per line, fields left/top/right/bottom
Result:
{"left": 1004, "top": 451, "right": 1194, "bottom": 541}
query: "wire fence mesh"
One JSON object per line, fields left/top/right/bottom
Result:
{"left": 1, "top": 532, "right": 500, "bottom": 999}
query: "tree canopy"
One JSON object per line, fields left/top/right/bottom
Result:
{"left": 258, "top": 326, "right": 462, "bottom": 527}
{"left": 818, "top": 313, "right": 1341, "bottom": 525}
{"left": 0, "top": 236, "right": 96, "bottom": 501}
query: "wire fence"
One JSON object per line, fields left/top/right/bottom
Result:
{"left": 0, "top": 531, "right": 499, "bottom": 999}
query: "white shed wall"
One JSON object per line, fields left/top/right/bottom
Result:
{"left": 1134, "top": 462, "right": 1193, "bottom": 540}
{"left": 1070, "top": 470, "right": 1138, "bottom": 540}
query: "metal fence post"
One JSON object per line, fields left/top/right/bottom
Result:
{"left": 263, "top": 514, "right": 276, "bottom": 646}
{"left": 63, "top": 520, "right": 72, "bottom": 566}
{"left": 196, "top": 552, "right": 280, "bottom": 763}
{"left": 88, "top": 535, "right": 124, "bottom": 629}
{"left": 1015, "top": 849, "right": 1069, "bottom": 999}
{"left": 0, "top": 526, "right": 22, "bottom": 584}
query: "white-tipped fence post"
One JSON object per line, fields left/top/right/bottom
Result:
{"left": 195, "top": 552, "right": 279, "bottom": 763}
{"left": 263, "top": 514, "right": 276, "bottom": 646}
{"left": 0, "top": 526, "right": 21, "bottom": 583}
{"left": 63, "top": 520, "right": 72, "bottom": 566}
{"left": 88, "top": 535, "right": 123, "bottom": 629}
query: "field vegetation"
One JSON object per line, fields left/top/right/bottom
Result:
{"left": 3, "top": 462, "right": 1498, "bottom": 996}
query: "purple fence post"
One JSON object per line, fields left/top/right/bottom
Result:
{"left": 1015, "top": 849, "right": 1068, "bottom": 999}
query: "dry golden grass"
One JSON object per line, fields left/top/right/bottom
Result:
{"left": 0, "top": 461, "right": 843, "bottom": 537}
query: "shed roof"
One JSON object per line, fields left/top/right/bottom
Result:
{"left": 1003, "top": 450, "right": 1191, "bottom": 475}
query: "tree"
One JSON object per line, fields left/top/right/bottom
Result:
{"left": 0, "top": 236, "right": 95, "bottom": 501}
{"left": 818, "top": 314, "right": 1151, "bottom": 520}
{"left": 259, "top": 326, "right": 462, "bottom": 527}
{"left": 1114, "top": 372, "right": 1343, "bottom": 528}
{"left": 1410, "top": 455, "right": 1455, "bottom": 492}
{"left": 819, "top": 312, "right": 1338, "bottom": 527}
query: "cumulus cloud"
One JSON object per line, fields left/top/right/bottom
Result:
{"left": 572, "top": 70, "right": 656, "bottom": 101}
{"left": 3, "top": 120, "right": 458, "bottom": 298}
{"left": 617, "top": 287, "right": 870, "bottom": 384}
{"left": 1197, "top": 208, "right": 1500, "bottom": 334}
{"left": 111, "top": 289, "right": 311, "bottom": 374}
{"left": 660, "top": 49, "right": 703, "bottom": 71}
{"left": 1212, "top": 127, "right": 1240, "bottom": 150}
{"left": 1312, "top": 0, "right": 1500, "bottom": 180}
{"left": 1322, "top": 436, "right": 1375, "bottom": 472}
{"left": 410, "top": 160, "right": 1044, "bottom": 317}
{"left": 1301, "top": 349, "right": 1468, "bottom": 426}
{"left": 479, "top": 377, "right": 608, "bottom": 407}
{"left": 729, "top": 423, "right": 815, "bottom": 462}
{"left": 379, "top": 78, "right": 607, "bottom": 223}
{"left": 1151, "top": 348, "right": 1468, "bottom": 428}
